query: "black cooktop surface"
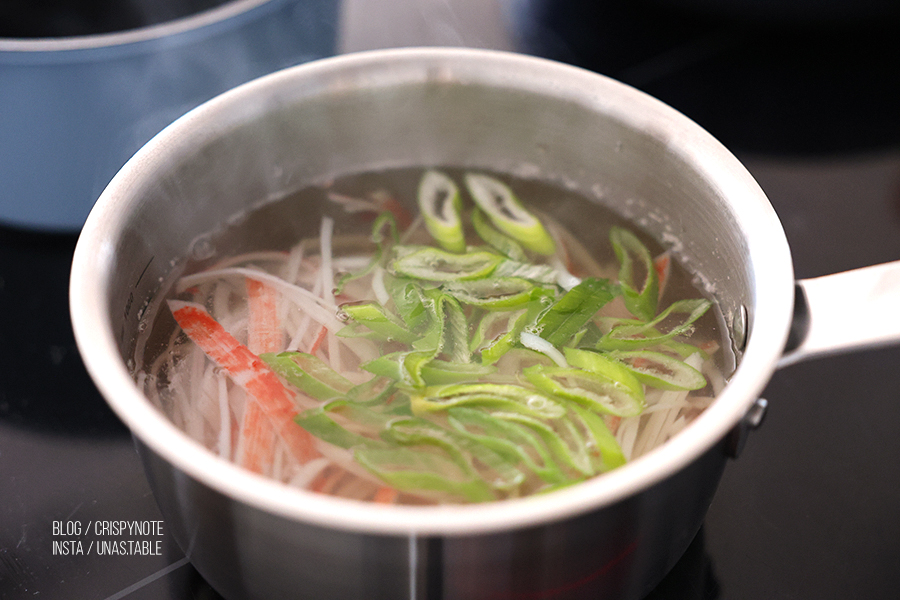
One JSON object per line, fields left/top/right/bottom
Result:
{"left": 3, "top": 1, "right": 900, "bottom": 598}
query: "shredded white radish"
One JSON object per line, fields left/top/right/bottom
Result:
{"left": 398, "top": 214, "right": 424, "bottom": 244}
{"left": 549, "top": 255, "right": 581, "bottom": 290}
{"left": 327, "top": 191, "right": 381, "bottom": 213}
{"left": 519, "top": 332, "right": 569, "bottom": 367}
{"left": 289, "top": 457, "right": 332, "bottom": 488}
{"left": 333, "top": 255, "right": 374, "bottom": 271}
{"left": 178, "top": 267, "right": 338, "bottom": 316}
{"left": 320, "top": 217, "right": 335, "bottom": 296}
{"left": 618, "top": 416, "right": 640, "bottom": 461}
{"left": 371, "top": 266, "right": 391, "bottom": 307}
{"left": 216, "top": 372, "right": 231, "bottom": 460}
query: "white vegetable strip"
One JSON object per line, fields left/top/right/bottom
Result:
{"left": 371, "top": 267, "right": 391, "bottom": 307}
{"left": 632, "top": 389, "right": 688, "bottom": 457}
{"left": 399, "top": 214, "right": 424, "bottom": 244}
{"left": 327, "top": 191, "right": 381, "bottom": 213}
{"left": 175, "top": 267, "right": 379, "bottom": 362}
{"left": 287, "top": 313, "right": 316, "bottom": 353}
{"left": 333, "top": 255, "right": 374, "bottom": 271}
{"left": 320, "top": 217, "right": 335, "bottom": 297}
{"left": 208, "top": 250, "right": 289, "bottom": 270}
{"left": 289, "top": 457, "right": 332, "bottom": 489}
{"left": 217, "top": 372, "right": 231, "bottom": 460}
{"left": 287, "top": 270, "right": 324, "bottom": 352}
{"left": 519, "top": 332, "right": 569, "bottom": 367}
{"left": 548, "top": 255, "right": 581, "bottom": 290}
{"left": 177, "top": 267, "right": 338, "bottom": 316}
{"left": 320, "top": 217, "right": 344, "bottom": 374}
{"left": 618, "top": 416, "right": 640, "bottom": 461}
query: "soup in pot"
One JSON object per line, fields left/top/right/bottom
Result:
{"left": 135, "top": 168, "right": 733, "bottom": 505}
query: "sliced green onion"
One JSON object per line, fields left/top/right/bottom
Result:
{"left": 533, "top": 277, "right": 617, "bottom": 347}
{"left": 337, "top": 302, "right": 419, "bottom": 344}
{"left": 399, "top": 289, "right": 468, "bottom": 365}
{"left": 523, "top": 364, "right": 645, "bottom": 417}
{"left": 465, "top": 173, "right": 556, "bottom": 255}
{"left": 387, "top": 277, "right": 429, "bottom": 330}
{"left": 610, "top": 350, "right": 707, "bottom": 391}
{"left": 385, "top": 418, "right": 525, "bottom": 490}
{"left": 479, "top": 309, "right": 530, "bottom": 365}
{"left": 391, "top": 246, "right": 502, "bottom": 281}
{"left": 411, "top": 289, "right": 445, "bottom": 353}
{"left": 476, "top": 292, "right": 554, "bottom": 364}
{"left": 411, "top": 382, "right": 567, "bottom": 419}
{"left": 330, "top": 398, "right": 412, "bottom": 425}
{"left": 609, "top": 226, "right": 659, "bottom": 321}
{"left": 470, "top": 310, "right": 514, "bottom": 354}
{"left": 443, "top": 277, "right": 536, "bottom": 310}
{"left": 361, "top": 351, "right": 409, "bottom": 381}
{"left": 361, "top": 349, "right": 439, "bottom": 388}
{"left": 568, "top": 404, "right": 626, "bottom": 472}
{"left": 345, "top": 375, "right": 397, "bottom": 405}
{"left": 334, "top": 211, "right": 398, "bottom": 294}
{"left": 447, "top": 407, "right": 571, "bottom": 485}
{"left": 294, "top": 399, "right": 408, "bottom": 449}
{"left": 471, "top": 207, "right": 528, "bottom": 261}
{"left": 595, "top": 298, "right": 711, "bottom": 351}
{"left": 418, "top": 170, "right": 466, "bottom": 253}
{"left": 491, "top": 258, "right": 559, "bottom": 285}
{"left": 294, "top": 406, "right": 377, "bottom": 449}
{"left": 562, "top": 347, "right": 645, "bottom": 400}
{"left": 442, "top": 294, "right": 470, "bottom": 363}
{"left": 658, "top": 339, "right": 710, "bottom": 360}
{"left": 418, "top": 359, "right": 498, "bottom": 384}
{"left": 354, "top": 446, "right": 495, "bottom": 503}
{"left": 492, "top": 412, "right": 593, "bottom": 477}
{"left": 261, "top": 351, "right": 354, "bottom": 400}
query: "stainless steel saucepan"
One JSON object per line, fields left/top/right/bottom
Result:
{"left": 69, "top": 48, "right": 900, "bottom": 599}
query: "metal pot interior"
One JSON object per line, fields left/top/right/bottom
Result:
{"left": 71, "top": 48, "right": 795, "bottom": 536}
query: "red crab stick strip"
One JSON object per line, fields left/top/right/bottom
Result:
{"left": 168, "top": 300, "right": 318, "bottom": 466}
{"left": 240, "top": 400, "right": 276, "bottom": 474}
{"left": 247, "top": 278, "right": 284, "bottom": 353}
{"left": 373, "top": 486, "right": 400, "bottom": 504}
{"left": 241, "top": 279, "right": 284, "bottom": 473}
{"left": 654, "top": 252, "right": 671, "bottom": 300}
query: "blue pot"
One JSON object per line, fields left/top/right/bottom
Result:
{"left": 0, "top": 0, "right": 337, "bottom": 231}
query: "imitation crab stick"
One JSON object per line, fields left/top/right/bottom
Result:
{"left": 240, "top": 279, "right": 284, "bottom": 473}
{"left": 308, "top": 325, "right": 329, "bottom": 356}
{"left": 247, "top": 278, "right": 284, "bottom": 353}
{"left": 373, "top": 486, "right": 400, "bottom": 505}
{"left": 239, "top": 398, "right": 277, "bottom": 474}
{"left": 374, "top": 191, "right": 414, "bottom": 230}
{"left": 654, "top": 252, "right": 671, "bottom": 300}
{"left": 168, "top": 300, "right": 318, "bottom": 466}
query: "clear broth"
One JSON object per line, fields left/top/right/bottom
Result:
{"left": 136, "top": 167, "right": 735, "bottom": 504}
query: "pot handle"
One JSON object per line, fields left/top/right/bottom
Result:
{"left": 778, "top": 260, "right": 900, "bottom": 367}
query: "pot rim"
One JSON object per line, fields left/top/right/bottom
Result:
{"left": 0, "top": 0, "right": 278, "bottom": 52}
{"left": 70, "top": 47, "right": 796, "bottom": 537}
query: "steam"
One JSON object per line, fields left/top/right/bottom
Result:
{"left": 91, "top": 0, "right": 340, "bottom": 217}
{"left": 339, "top": 0, "right": 515, "bottom": 52}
